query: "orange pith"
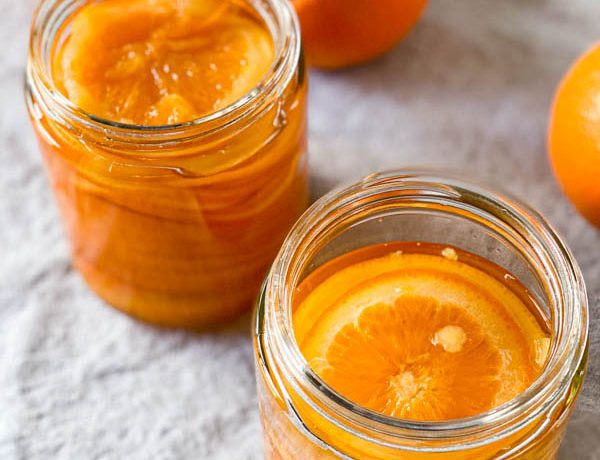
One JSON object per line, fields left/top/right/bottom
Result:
{"left": 294, "top": 244, "right": 550, "bottom": 422}
{"left": 53, "top": 0, "right": 274, "bottom": 125}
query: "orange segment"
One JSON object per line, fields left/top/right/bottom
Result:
{"left": 294, "top": 249, "right": 550, "bottom": 421}
{"left": 53, "top": 0, "right": 274, "bottom": 125}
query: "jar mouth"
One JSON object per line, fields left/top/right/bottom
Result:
{"left": 26, "top": 0, "right": 301, "bottom": 135}
{"left": 261, "top": 169, "right": 588, "bottom": 446}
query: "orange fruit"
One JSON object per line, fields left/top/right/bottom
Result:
{"left": 548, "top": 42, "right": 600, "bottom": 228}
{"left": 292, "top": 0, "right": 428, "bottom": 69}
{"left": 53, "top": 0, "right": 274, "bottom": 125}
{"left": 294, "top": 249, "right": 549, "bottom": 421}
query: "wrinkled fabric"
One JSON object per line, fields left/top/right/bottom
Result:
{"left": 1, "top": 0, "right": 599, "bottom": 458}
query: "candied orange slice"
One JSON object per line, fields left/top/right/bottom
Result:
{"left": 53, "top": 0, "right": 274, "bottom": 125}
{"left": 294, "top": 250, "right": 550, "bottom": 421}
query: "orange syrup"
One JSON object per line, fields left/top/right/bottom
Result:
{"left": 29, "top": 0, "right": 308, "bottom": 328}
{"left": 293, "top": 242, "right": 551, "bottom": 421}
{"left": 52, "top": 0, "right": 274, "bottom": 125}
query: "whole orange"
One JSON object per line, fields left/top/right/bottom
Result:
{"left": 293, "top": 0, "right": 428, "bottom": 70}
{"left": 549, "top": 42, "right": 600, "bottom": 228}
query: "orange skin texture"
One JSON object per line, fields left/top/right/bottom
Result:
{"left": 293, "top": 0, "right": 428, "bottom": 69}
{"left": 549, "top": 42, "right": 600, "bottom": 229}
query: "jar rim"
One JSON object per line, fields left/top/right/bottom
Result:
{"left": 25, "top": 0, "right": 301, "bottom": 139}
{"left": 259, "top": 169, "right": 588, "bottom": 450}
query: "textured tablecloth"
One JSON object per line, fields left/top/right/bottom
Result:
{"left": 2, "top": 1, "right": 599, "bottom": 458}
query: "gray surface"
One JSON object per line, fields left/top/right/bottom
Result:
{"left": 1, "top": 0, "right": 599, "bottom": 459}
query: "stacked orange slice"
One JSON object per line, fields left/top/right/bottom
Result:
{"left": 294, "top": 248, "right": 550, "bottom": 421}
{"left": 53, "top": 0, "right": 274, "bottom": 125}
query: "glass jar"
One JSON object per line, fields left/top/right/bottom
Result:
{"left": 25, "top": 0, "right": 307, "bottom": 328}
{"left": 254, "top": 171, "right": 588, "bottom": 459}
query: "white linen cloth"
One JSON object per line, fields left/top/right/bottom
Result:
{"left": 1, "top": 0, "right": 599, "bottom": 458}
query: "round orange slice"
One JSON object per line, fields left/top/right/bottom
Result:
{"left": 53, "top": 0, "right": 274, "bottom": 125}
{"left": 294, "top": 250, "right": 550, "bottom": 421}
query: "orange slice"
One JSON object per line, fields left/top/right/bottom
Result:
{"left": 294, "top": 249, "right": 550, "bottom": 421}
{"left": 53, "top": 0, "right": 274, "bottom": 125}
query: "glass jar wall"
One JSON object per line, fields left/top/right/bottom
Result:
{"left": 26, "top": 0, "right": 307, "bottom": 328}
{"left": 254, "top": 171, "right": 588, "bottom": 459}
